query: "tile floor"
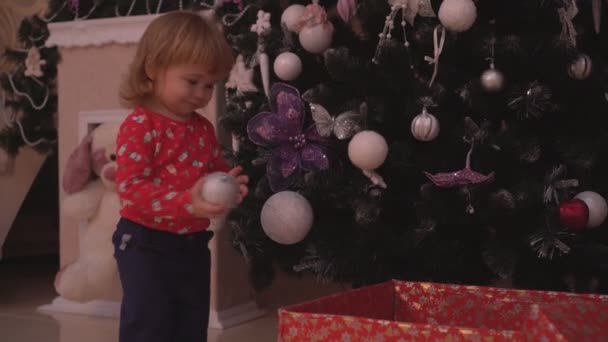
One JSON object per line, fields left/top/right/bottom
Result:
{"left": 0, "top": 256, "right": 278, "bottom": 342}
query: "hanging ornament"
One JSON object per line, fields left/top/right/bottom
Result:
{"left": 24, "top": 47, "right": 46, "bottom": 78}
{"left": 247, "top": 83, "right": 330, "bottom": 192}
{"left": 481, "top": 67, "right": 504, "bottom": 92}
{"left": 297, "top": 1, "right": 334, "bottom": 54}
{"left": 574, "top": 191, "right": 608, "bottom": 228}
{"left": 261, "top": 191, "right": 314, "bottom": 245}
{"left": 559, "top": 199, "right": 589, "bottom": 231}
{"left": 480, "top": 38, "right": 504, "bottom": 92}
{"left": 438, "top": 0, "right": 477, "bottom": 32}
{"left": 250, "top": 10, "right": 272, "bottom": 97}
{"left": 411, "top": 107, "right": 440, "bottom": 142}
{"left": 273, "top": 52, "right": 303, "bottom": 81}
{"left": 372, "top": 0, "right": 418, "bottom": 64}
{"left": 226, "top": 55, "right": 258, "bottom": 94}
{"left": 200, "top": 172, "right": 240, "bottom": 209}
{"left": 425, "top": 140, "right": 495, "bottom": 188}
{"left": 337, "top": 0, "right": 357, "bottom": 23}
{"left": 348, "top": 130, "right": 388, "bottom": 188}
{"left": 425, "top": 139, "right": 494, "bottom": 214}
{"left": 281, "top": 4, "right": 306, "bottom": 33}
{"left": 311, "top": 102, "right": 365, "bottom": 140}
{"left": 568, "top": 53, "right": 592, "bottom": 80}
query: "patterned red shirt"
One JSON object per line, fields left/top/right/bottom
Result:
{"left": 115, "top": 106, "right": 228, "bottom": 234}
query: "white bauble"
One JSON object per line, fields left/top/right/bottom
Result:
{"left": 438, "top": 0, "right": 477, "bottom": 32}
{"left": 411, "top": 108, "right": 440, "bottom": 142}
{"left": 480, "top": 68, "right": 505, "bottom": 92}
{"left": 575, "top": 191, "right": 608, "bottom": 228}
{"left": 281, "top": 4, "right": 306, "bottom": 33}
{"left": 261, "top": 191, "right": 313, "bottom": 245}
{"left": 200, "top": 172, "right": 240, "bottom": 208}
{"left": 568, "top": 54, "right": 593, "bottom": 80}
{"left": 273, "top": 52, "right": 303, "bottom": 81}
{"left": 299, "top": 23, "right": 334, "bottom": 54}
{"left": 348, "top": 130, "right": 389, "bottom": 170}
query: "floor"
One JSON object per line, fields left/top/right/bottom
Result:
{"left": 0, "top": 256, "right": 278, "bottom": 342}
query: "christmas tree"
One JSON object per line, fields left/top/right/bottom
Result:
{"left": 216, "top": 0, "right": 608, "bottom": 293}
{"left": 1, "top": 15, "right": 58, "bottom": 158}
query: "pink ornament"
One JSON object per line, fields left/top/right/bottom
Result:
{"left": 296, "top": 1, "right": 331, "bottom": 31}
{"left": 337, "top": 0, "right": 357, "bottom": 23}
{"left": 424, "top": 141, "right": 494, "bottom": 188}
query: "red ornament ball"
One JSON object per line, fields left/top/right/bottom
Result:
{"left": 559, "top": 199, "right": 589, "bottom": 231}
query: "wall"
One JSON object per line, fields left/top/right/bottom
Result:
{"left": 0, "top": 148, "right": 47, "bottom": 258}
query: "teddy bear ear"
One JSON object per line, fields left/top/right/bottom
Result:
{"left": 62, "top": 133, "right": 94, "bottom": 194}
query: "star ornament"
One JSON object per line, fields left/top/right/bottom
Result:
{"left": 424, "top": 141, "right": 495, "bottom": 188}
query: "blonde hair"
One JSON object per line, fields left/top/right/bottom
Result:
{"left": 120, "top": 11, "right": 234, "bottom": 108}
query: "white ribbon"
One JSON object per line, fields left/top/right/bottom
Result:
{"left": 424, "top": 25, "right": 446, "bottom": 87}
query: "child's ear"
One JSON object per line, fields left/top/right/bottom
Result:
{"left": 144, "top": 61, "right": 157, "bottom": 81}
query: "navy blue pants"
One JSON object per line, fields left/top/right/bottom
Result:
{"left": 112, "top": 218, "right": 214, "bottom": 342}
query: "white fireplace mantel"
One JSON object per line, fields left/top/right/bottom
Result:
{"left": 46, "top": 14, "right": 160, "bottom": 48}
{"left": 46, "top": 10, "right": 216, "bottom": 48}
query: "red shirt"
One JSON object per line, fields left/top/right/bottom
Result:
{"left": 115, "top": 106, "right": 228, "bottom": 234}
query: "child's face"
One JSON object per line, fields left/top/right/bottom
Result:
{"left": 153, "top": 64, "right": 216, "bottom": 118}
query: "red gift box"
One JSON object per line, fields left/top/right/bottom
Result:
{"left": 278, "top": 280, "right": 608, "bottom": 341}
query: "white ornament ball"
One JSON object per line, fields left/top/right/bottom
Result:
{"left": 575, "top": 191, "right": 608, "bottom": 228}
{"left": 299, "top": 23, "right": 334, "bottom": 54}
{"left": 568, "top": 54, "right": 592, "bottom": 80}
{"left": 411, "top": 108, "right": 440, "bottom": 142}
{"left": 261, "top": 191, "right": 313, "bottom": 245}
{"left": 438, "top": 0, "right": 477, "bottom": 32}
{"left": 348, "top": 130, "right": 389, "bottom": 170}
{"left": 273, "top": 52, "right": 303, "bottom": 81}
{"left": 281, "top": 4, "right": 306, "bottom": 33}
{"left": 480, "top": 68, "right": 505, "bottom": 92}
{"left": 200, "top": 172, "right": 240, "bottom": 208}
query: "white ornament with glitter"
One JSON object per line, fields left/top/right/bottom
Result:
{"left": 261, "top": 191, "right": 314, "bottom": 245}
{"left": 348, "top": 130, "right": 389, "bottom": 188}
{"left": 438, "top": 0, "right": 477, "bottom": 32}
{"left": 200, "top": 172, "right": 240, "bottom": 209}
{"left": 575, "top": 191, "right": 608, "bottom": 228}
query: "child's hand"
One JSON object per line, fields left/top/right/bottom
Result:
{"left": 227, "top": 166, "right": 249, "bottom": 205}
{"left": 190, "top": 179, "right": 226, "bottom": 218}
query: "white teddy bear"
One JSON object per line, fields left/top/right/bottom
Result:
{"left": 55, "top": 122, "right": 121, "bottom": 302}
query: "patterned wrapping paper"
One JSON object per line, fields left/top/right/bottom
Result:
{"left": 278, "top": 280, "right": 608, "bottom": 341}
